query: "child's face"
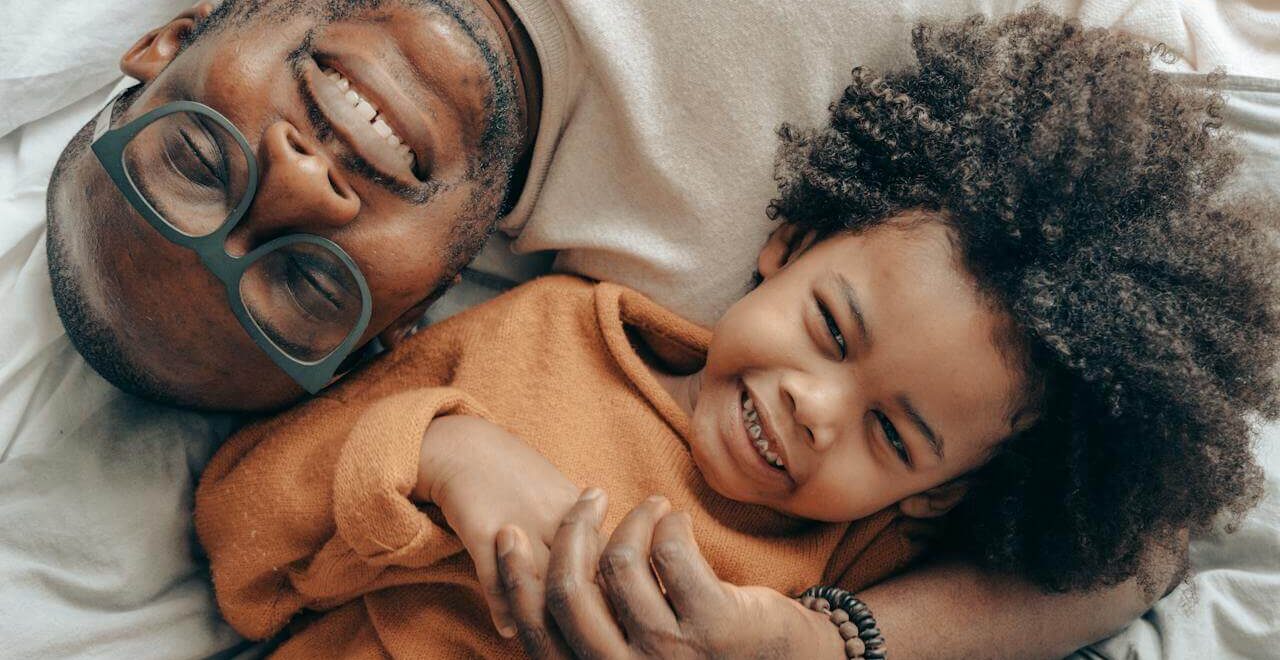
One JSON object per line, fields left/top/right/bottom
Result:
{"left": 688, "top": 215, "right": 1029, "bottom": 522}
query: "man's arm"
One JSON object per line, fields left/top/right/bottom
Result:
{"left": 859, "top": 542, "right": 1185, "bottom": 660}
{"left": 495, "top": 497, "right": 1188, "bottom": 660}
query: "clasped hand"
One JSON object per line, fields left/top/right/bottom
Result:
{"left": 493, "top": 491, "right": 845, "bottom": 659}
{"left": 417, "top": 416, "right": 839, "bottom": 658}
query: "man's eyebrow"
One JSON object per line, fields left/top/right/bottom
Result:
{"left": 836, "top": 272, "right": 872, "bottom": 347}
{"left": 899, "top": 395, "right": 945, "bottom": 461}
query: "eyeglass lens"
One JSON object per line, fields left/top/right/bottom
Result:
{"left": 123, "top": 111, "right": 250, "bottom": 237}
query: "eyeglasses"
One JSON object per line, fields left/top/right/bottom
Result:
{"left": 90, "top": 91, "right": 372, "bottom": 394}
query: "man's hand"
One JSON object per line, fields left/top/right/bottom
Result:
{"left": 495, "top": 491, "right": 849, "bottom": 659}
{"left": 412, "top": 415, "right": 581, "bottom": 639}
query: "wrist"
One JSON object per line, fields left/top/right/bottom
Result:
{"left": 412, "top": 415, "right": 479, "bottom": 503}
{"left": 799, "top": 587, "right": 885, "bottom": 659}
{"left": 795, "top": 601, "right": 851, "bottom": 659}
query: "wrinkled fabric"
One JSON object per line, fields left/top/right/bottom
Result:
{"left": 1, "top": 1, "right": 1277, "bottom": 659}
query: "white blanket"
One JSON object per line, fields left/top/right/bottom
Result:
{"left": 0, "top": 2, "right": 1276, "bottom": 659}
{"left": 0, "top": 84, "right": 246, "bottom": 658}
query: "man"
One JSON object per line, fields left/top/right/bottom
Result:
{"left": 30, "top": 0, "right": 1222, "bottom": 657}
{"left": 45, "top": 0, "right": 551, "bottom": 410}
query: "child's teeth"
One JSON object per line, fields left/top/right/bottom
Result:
{"left": 371, "top": 117, "right": 394, "bottom": 138}
{"left": 743, "top": 392, "right": 784, "bottom": 470}
{"left": 345, "top": 89, "right": 361, "bottom": 105}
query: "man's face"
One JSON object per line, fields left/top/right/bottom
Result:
{"left": 50, "top": 0, "right": 526, "bottom": 410}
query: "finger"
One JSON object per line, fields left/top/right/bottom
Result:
{"left": 650, "top": 510, "right": 726, "bottom": 621}
{"left": 495, "top": 526, "right": 574, "bottom": 659}
{"left": 470, "top": 539, "right": 516, "bottom": 638}
{"left": 598, "top": 495, "right": 680, "bottom": 642}
{"left": 478, "top": 535, "right": 550, "bottom": 640}
{"left": 546, "top": 488, "right": 629, "bottom": 658}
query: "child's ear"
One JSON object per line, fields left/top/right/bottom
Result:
{"left": 120, "top": 2, "right": 215, "bottom": 82}
{"left": 757, "top": 224, "right": 819, "bottom": 280}
{"left": 378, "top": 274, "right": 461, "bottom": 349}
{"left": 898, "top": 479, "right": 969, "bottom": 520}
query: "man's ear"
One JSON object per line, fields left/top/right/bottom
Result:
{"left": 377, "top": 274, "right": 462, "bottom": 349}
{"left": 120, "top": 2, "right": 215, "bottom": 82}
{"left": 757, "top": 224, "right": 818, "bottom": 280}
{"left": 898, "top": 479, "right": 969, "bottom": 520}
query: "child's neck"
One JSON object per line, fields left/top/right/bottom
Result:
{"left": 650, "top": 368, "right": 703, "bottom": 419}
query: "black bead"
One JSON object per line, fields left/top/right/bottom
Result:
{"left": 864, "top": 651, "right": 886, "bottom": 660}
{"left": 859, "top": 627, "right": 882, "bottom": 641}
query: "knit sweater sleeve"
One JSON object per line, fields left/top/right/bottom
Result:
{"left": 195, "top": 387, "right": 493, "bottom": 640}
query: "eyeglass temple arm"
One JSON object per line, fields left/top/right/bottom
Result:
{"left": 93, "top": 96, "right": 119, "bottom": 142}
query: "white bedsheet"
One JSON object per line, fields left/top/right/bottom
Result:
{"left": 1080, "top": 426, "right": 1280, "bottom": 659}
{"left": 0, "top": 84, "right": 246, "bottom": 659}
{"left": 0, "top": 2, "right": 1276, "bottom": 659}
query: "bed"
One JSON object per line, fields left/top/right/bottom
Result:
{"left": 1, "top": 1, "right": 1276, "bottom": 658}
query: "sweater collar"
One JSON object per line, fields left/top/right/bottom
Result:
{"left": 495, "top": 0, "right": 583, "bottom": 233}
{"left": 593, "top": 283, "right": 711, "bottom": 441}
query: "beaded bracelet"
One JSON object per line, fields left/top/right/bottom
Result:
{"left": 799, "top": 586, "right": 886, "bottom": 659}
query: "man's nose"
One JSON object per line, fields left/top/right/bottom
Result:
{"left": 781, "top": 371, "right": 848, "bottom": 453}
{"left": 225, "top": 121, "right": 360, "bottom": 255}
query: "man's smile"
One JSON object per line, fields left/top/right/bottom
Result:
{"left": 303, "top": 54, "right": 434, "bottom": 184}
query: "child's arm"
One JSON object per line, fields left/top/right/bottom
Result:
{"left": 412, "top": 414, "right": 582, "bottom": 637}
{"left": 196, "top": 387, "right": 577, "bottom": 641}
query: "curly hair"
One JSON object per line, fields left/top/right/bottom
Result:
{"left": 770, "top": 7, "right": 1280, "bottom": 591}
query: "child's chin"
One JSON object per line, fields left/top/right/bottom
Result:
{"left": 688, "top": 442, "right": 739, "bottom": 500}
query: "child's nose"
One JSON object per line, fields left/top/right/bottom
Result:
{"left": 781, "top": 372, "right": 846, "bottom": 453}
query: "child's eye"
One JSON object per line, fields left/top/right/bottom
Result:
{"left": 816, "top": 298, "right": 846, "bottom": 359}
{"left": 873, "top": 411, "right": 911, "bottom": 466}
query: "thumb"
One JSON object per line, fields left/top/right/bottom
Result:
{"left": 469, "top": 538, "right": 517, "bottom": 639}
{"left": 482, "top": 529, "right": 549, "bottom": 638}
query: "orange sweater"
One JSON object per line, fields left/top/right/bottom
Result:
{"left": 196, "top": 275, "right": 918, "bottom": 658}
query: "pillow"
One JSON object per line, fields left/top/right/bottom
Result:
{"left": 0, "top": 0, "right": 189, "bottom": 138}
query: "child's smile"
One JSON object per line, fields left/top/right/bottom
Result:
{"left": 722, "top": 382, "right": 795, "bottom": 490}
{"left": 661, "top": 214, "right": 1038, "bottom": 523}
{"left": 740, "top": 388, "right": 787, "bottom": 470}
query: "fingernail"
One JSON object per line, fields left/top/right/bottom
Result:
{"left": 497, "top": 527, "right": 517, "bottom": 556}
{"left": 582, "top": 487, "right": 603, "bottom": 501}
{"left": 498, "top": 624, "right": 517, "bottom": 639}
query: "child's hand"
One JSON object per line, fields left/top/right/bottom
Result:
{"left": 413, "top": 415, "right": 582, "bottom": 639}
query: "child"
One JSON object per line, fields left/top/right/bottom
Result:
{"left": 195, "top": 8, "right": 1279, "bottom": 658}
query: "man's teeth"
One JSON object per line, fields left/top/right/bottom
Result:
{"left": 322, "top": 67, "right": 415, "bottom": 170}
{"left": 743, "top": 394, "right": 785, "bottom": 469}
